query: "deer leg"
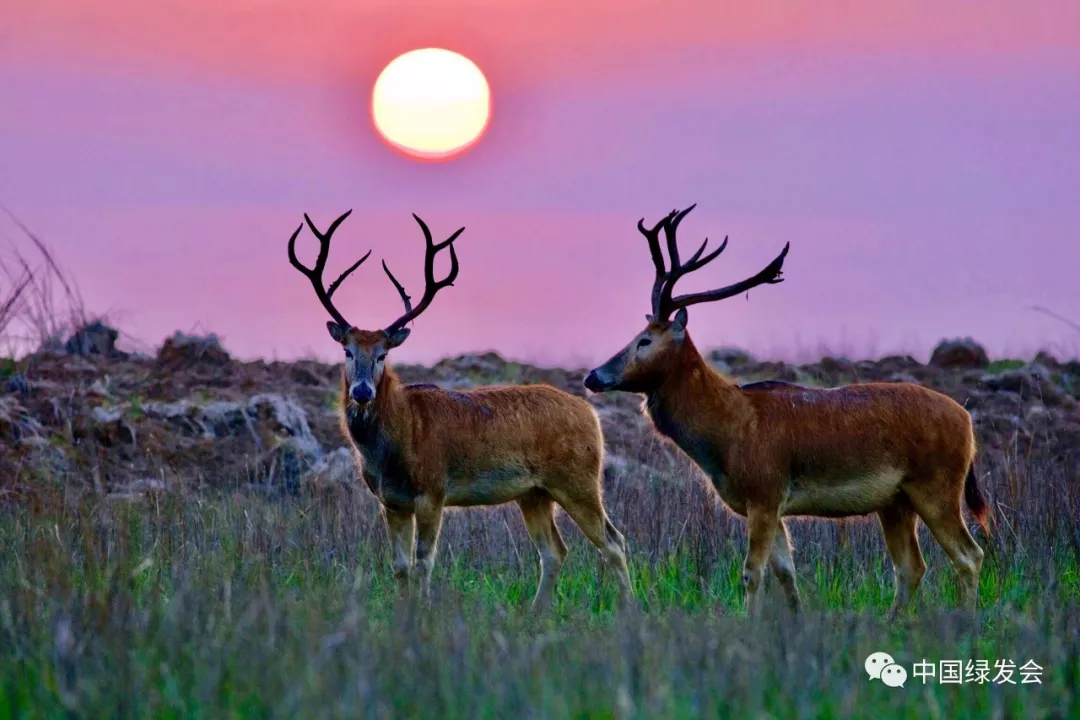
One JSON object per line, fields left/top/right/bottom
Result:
{"left": 767, "top": 519, "right": 801, "bottom": 614}
{"left": 413, "top": 494, "right": 445, "bottom": 601}
{"left": 547, "top": 486, "right": 634, "bottom": 609}
{"left": 744, "top": 505, "right": 781, "bottom": 618}
{"left": 517, "top": 490, "right": 569, "bottom": 611}
{"left": 383, "top": 507, "right": 415, "bottom": 592}
{"left": 903, "top": 479, "right": 984, "bottom": 613}
{"left": 876, "top": 495, "right": 926, "bottom": 620}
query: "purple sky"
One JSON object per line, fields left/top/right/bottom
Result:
{"left": 2, "top": 1, "right": 1079, "bottom": 366}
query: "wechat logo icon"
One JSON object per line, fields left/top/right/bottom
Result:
{"left": 866, "top": 651, "right": 907, "bottom": 688}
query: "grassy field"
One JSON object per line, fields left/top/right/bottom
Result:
{"left": 2, "top": 446, "right": 1078, "bottom": 719}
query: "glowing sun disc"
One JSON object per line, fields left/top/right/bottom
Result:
{"left": 371, "top": 48, "right": 491, "bottom": 160}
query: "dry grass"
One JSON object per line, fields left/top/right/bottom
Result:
{"left": 0, "top": 435, "right": 1077, "bottom": 718}
{"left": 0, "top": 205, "right": 91, "bottom": 358}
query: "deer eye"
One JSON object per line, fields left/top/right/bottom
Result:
{"left": 376, "top": 353, "right": 388, "bottom": 363}
{"left": 345, "top": 349, "right": 353, "bottom": 360}
{"left": 637, "top": 338, "right": 652, "bottom": 348}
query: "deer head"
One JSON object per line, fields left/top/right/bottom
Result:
{"left": 584, "top": 204, "right": 789, "bottom": 393}
{"left": 289, "top": 210, "right": 464, "bottom": 405}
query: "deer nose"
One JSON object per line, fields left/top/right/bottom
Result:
{"left": 583, "top": 370, "right": 607, "bottom": 392}
{"left": 350, "top": 382, "right": 375, "bottom": 403}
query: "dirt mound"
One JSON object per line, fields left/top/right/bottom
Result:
{"left": 929, "top": 337, "right": 990, "bottom": 369}
{"left": 156, "top": 332, "right": 232, "bottom": 370}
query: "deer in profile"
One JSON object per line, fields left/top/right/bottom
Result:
{"left": 288, "top": 210, "right": 634, "bottom": 610}
{"left": 583, "top": 205, "right": 989, "bottom": 619}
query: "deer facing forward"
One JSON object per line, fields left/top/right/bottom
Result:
{"left": 288, "top": 210, "right": 634, "bottom": 609}
{"left": 584, "top": 205, "right": 989, "bottom": 618}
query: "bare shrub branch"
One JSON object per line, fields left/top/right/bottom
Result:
{"left": 0, "top": 204, "right": 91, "bottom": 357}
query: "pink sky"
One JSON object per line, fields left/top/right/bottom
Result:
{"left": 2, "top": 1, "right": 1079, "bottom": 366}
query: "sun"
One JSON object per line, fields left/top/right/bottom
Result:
{"left": 371, "top": 48, "right": 491, "bottom": 161}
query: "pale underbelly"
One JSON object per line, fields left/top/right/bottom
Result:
{"left": 703, "top": 466, "right": 906, "bottom": 518}
{"left": 444, "top": 466, "right": 540, "bottom": 507}
{"left": 780, "top": 468, "right": 905, "bottom": 517}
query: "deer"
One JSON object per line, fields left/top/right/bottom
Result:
{"left": 583, "top": 205, "right": 990, "bottom": 619}
{"left": 288, "top": 209, "right": 634, "bottom": 610}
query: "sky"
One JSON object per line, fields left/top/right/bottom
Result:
{"left": 2, "top": 0, "right": 1079, "bottom": 367}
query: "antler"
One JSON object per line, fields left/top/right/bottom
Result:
{"left": 288, "top": 209, "right": 372, "bottom": 329}
{"left": 637, "top": 204, "right": 789, "bottom": 321}
{"left": 381, "top": 214, "right": 466, "bottom": 336}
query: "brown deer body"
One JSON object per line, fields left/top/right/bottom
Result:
{"left": 289, "top": 210, "right": 633, "bottom": 609}
{"left": 584, "top": 205, "right": 989, "bottom": 618}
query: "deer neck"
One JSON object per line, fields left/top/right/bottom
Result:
{"left": 341, "top": 365, "right": 411, "bottom": 451}
{"left": 644, "top": 335, "right": 750, "bottom": 462}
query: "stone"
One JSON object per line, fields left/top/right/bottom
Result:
{"left": 65, "top": 320, "right": 123, "bottom": 357}
{"left": 1033, "top": 350, "right": 1061, "bottom": 370}
{"left": 929, "top": 338, "right": 989, "bottom": 369}
{"left": 89, "top": 405, "right": 137, "bottom": 447}
{"left": 256, "top": 437, "right": 327, "bottom": 496}
{"left": 302, "top": 446, "right": 357, "bottom": 486}
{"left": 248, "top": 394, "right": 322, "bottom": 457}
{"left": 156, "top": 331, "right": 231, "bottom": 369}
{"left": 706, "top": 347, "right": 757, "bottom": 368}
{"left": 979, "top": 365, "right": 1066, "bottom": 407}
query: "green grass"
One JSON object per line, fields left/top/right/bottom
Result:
{"left": 1, "top": 487, "right": 1077, "bottom": 719}
{"left": 987, "top": 359, "right": 1026, "bottom": 373}
{"left": 128, "top": 394, "right": 145, "bottom": 420}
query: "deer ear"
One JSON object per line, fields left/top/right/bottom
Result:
{"left": 386, "top": 326, "right": 411, "bottom": 348}
{"left": 327, "top": 321, "right": 349, "bottom": 344}
{"left": 671, "top": 308, "right": 689, "bottom": 338}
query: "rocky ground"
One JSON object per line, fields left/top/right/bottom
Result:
{"left": 1, "top": 326, "right": 1078, "bottom": 502}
